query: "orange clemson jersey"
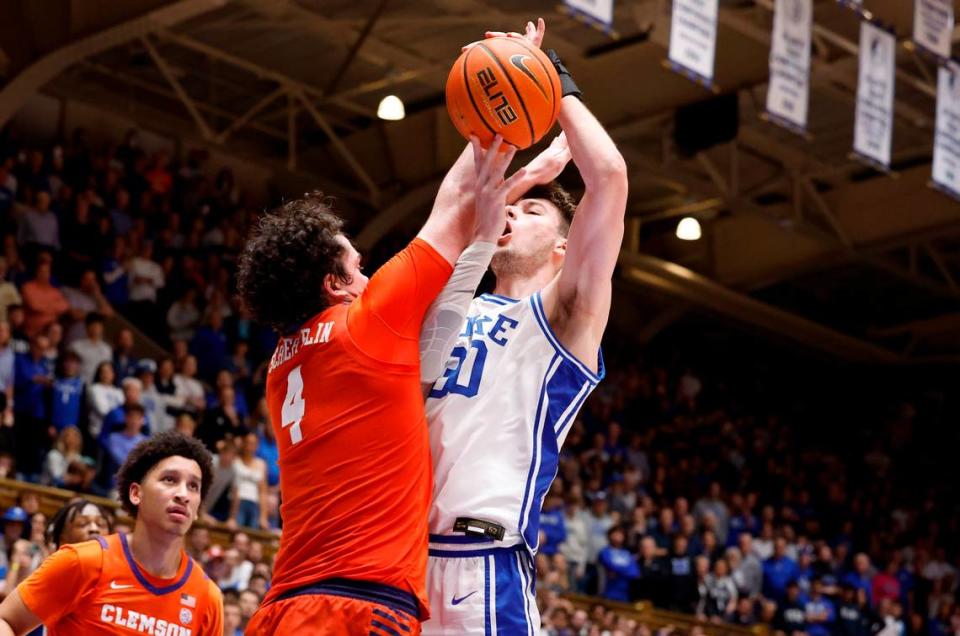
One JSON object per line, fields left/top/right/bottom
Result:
{"left": 262, "top": 238, "right": 452, "bottom": 620}
{"left": 18, "top": 533, "right": 222, "bottom": 635}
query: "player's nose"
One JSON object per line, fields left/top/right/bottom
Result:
{"left": 506, "top": 205, "right": 519, "bottom": 219}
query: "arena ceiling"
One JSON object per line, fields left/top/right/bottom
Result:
{"left": 1, "top": 0, "right": 959, "bottom": 363}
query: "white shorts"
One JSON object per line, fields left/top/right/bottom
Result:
{"left": 422, "top": 535, "right": 540, "bottom": 636}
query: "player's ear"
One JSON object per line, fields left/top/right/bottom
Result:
{"left": 128, "top": 482, "right": 142, "bottom": 508}
{"left": 323, "top": 273, "right": 345, "bottom": 300}
{"left": 553, "top": 237, "right": 567, "bottom": 257}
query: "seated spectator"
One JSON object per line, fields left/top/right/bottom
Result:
{"left": 41, "top": 426, "right": 88, "bottom": 487}
{"left": 69, "top": 312, "right": 112, "bottom": 383}
{"left": 731, "top": 597, "right": 758, "bottom": 626}
{"left": 844, "top": 553, "right": 875, "bottom": 606}
{"left": 598, "top": 526, "right": 639, "bottom": 602}
{"left": 17, "top": 190, "right": 60, "bottom": 255}
{"left": 8, "top": 305, "right": 28, "bottom": 354}
{"left": 197, "top": 385, "right": 246, "bottom": 451}
{"left": 223, "top": 599, "right": 242, "bottom": 636}
{"left": 774, "top": 581, "right": 809, "bottom": 636}
{"left": 237, "top": 589, "right": 260, "bottom": 633}
{"left": 166, "top": 287, "right": 200, "bottom": 343}
{"left": 705, "top": 558, "right": 738, "bottom": 621}
{"left": 174, "top": 354, "right": 205, "bottom": 413}
{"left": 103, "top": 403, "right": 147, "bottom": 484}
{"left": 0, "top": 258, "right": 21, "bottom": 322}
{"left": 764, "top": 537, "right": 801, "bottom": 602}
{"left": 805, "top": 578, "right": 836, "bottom": 636}
{"left": 20, "top": 259, "right": 68, "bottom": 337}
{"left": 102, "top": 376, "right": 149, "bottom": 440}
{"left": 137, "top": 358, "right": 173, "bottom": 435}
{"left": 112, "top": 328, "right": 138, "bottom": 381}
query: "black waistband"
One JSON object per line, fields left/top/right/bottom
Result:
{"left": 274, "top": 578, "right": 419, "bottom": 619}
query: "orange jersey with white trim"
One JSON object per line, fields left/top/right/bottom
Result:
{"left": 263, "top": 238, "right": 452, "bottom": 619}
{"left": 18, "top": 533, "right": 222, "bottom": 636}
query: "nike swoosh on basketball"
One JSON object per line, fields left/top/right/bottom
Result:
{"left": 451, "top": 590, "right": 478, "bottom": 605}
{"left": 509, "top": 54, "right": 548, "bottom": 99}
{"left": 110, "top": 580, "right": 134, "bottom": 590}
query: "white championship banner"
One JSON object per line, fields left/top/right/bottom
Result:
{"left": 668, "top": 0, "right": 719, "bottom": 87}
{"left": 853, "top": 21, "right": 896, "bottom": 169}
{"left": 913, "top": 0, "right": 954, "bottom": 61}
{"left": 563, "top": 0, "right": 615, "bottom": 28}
{"left": 766, "top": 0, "right": 813, "bottom": 132}
{"left": 932, "top": 63, "right": 960, "bottom": 200}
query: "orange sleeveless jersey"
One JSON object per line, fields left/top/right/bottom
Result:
{"left": 262, "top": 238, "right": 452, "bottom": 619}
{"left": 18, "top": 533, "right": 222, "bottom": 635}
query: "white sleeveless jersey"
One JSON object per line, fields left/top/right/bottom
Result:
{"left": 425, "top": 292, "right": 604, "bottom": 554}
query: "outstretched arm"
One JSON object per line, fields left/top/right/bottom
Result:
{"left": 420, "top": 137, "right": 520, "bottom": 385}
{"left": 417, "top": 19, "right": 547, "bottom": 266}
{"left": 544, "top": 93, "right": 628, "bottom": 369}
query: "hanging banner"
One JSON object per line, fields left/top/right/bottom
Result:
{"left": 913, "top": 0, "right": 954, "bottom": 61}
{"left": 563, "top": 0, "right": 615, "bottom": 28}
{"left": 837, "top": 0, "right": 863, "bottom": 11}
{"left": 668, "top": 0, "right": 719, "bottom": 87}
{"left": 932, "top": 63, "right": 960, "bottom": 200}
{"left": 853, "top": 21, "right": 896, "bottom": 169}
{"left": 766, "top": 0, "right": 813, "bottom": 132}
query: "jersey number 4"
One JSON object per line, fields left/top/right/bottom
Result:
{"left": 281, "top": 365, "right": 305, "bottom": 444}
{"left": 429, "top": 341, "right": 487, "bottom": 399}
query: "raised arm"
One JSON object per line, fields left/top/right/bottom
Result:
{"left": 415, "top": 144, "right": 477, "bottom": 266}
{"left": 417, "top": 19, "right": 548, "bottom": 266}
{"left": 543, "top": 89, "right": 628, "bottom": 368}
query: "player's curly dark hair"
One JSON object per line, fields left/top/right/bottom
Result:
{"left": 116, "top": 431, "right": 214, "bottom": 518}
{"left": 524, "top": 181, "right": 577, "bottom": 236}
{"left": 237, "top": 192, "right": 351, "bottom": 333}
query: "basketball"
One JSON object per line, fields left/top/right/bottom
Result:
{"left": 445, "top": 36, "right": 562, "bottom": 150}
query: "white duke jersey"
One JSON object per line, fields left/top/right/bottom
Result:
{"left": 425, "top": 292, "right": 604, "bottom": 554}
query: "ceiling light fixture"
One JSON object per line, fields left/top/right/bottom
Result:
{"left": 377, "top": 95, "right": 405, "bottom": 121}
{"left": 676, "top": 217, "right": 702, "bottom": 241}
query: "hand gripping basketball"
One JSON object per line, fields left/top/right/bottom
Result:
{"left": 445, "top": 19, "right": 561, "bottom": 150}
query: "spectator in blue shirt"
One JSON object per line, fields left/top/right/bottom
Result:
{"left": 13, "top": 333, "right": 53, "bottom": 481}
{"left": 539, "top": 493, "right": 567, "bottom": 557}
{"left": 103, "top": 403, "right": 147, "bottom": 486}
{"left": 805, "top": 578, "right": 837, "bottom": 636}
{"left": 254, "top": 405, "right": 279, "bottom": 489}
{"left": 191, "top": 311, "right": 228, "bottom": 382}
{"left": 843, "top": 553, "right": 874, "bottom": 607}
{"left": 763, "top": 537, "right": 801, "bottom": 602}
{"left": 101, "top": 376, "right": 150, "bottom": 441}
{"left": 51, "top": 351, "right": 84, "bottom": 431}
{"left": 598, "top": 526, "right": 639, "bottom": 602}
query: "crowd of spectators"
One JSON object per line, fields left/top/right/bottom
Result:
{"left": 0, "top": 124, "right": 957, "bottom": 636}
{"left": 534, "top": 354, "right": 960, "bottom": 636}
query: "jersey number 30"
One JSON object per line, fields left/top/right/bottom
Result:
{"left": 281, "top": 366, "right": 305, "bottom": 444}
{"left": 429, "top": 341, "right": 487, "bottom": 399}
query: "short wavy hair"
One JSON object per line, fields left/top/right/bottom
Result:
{"left": 523, "top": 181, "right": 577, "bottom": 236}
{"left": 116, "top": 431, "right": 214, "bottom": 518}
{"left": 237, "top": 192, "right": 351, "bottom": 332}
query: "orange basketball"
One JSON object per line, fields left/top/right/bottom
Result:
{"left": 445, "top": 37, "right": 562, "bottom": 150}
